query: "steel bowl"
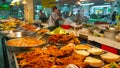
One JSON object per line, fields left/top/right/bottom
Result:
{"left": 6, "top": 38, "right": 47, "bottom": 52}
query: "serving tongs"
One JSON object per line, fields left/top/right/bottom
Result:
{"left": 42, "top": 44, "right": 50, "bottom": 50}
{"left": 30, "top": 28, "right": 41, "bottom": 36}
{"left": 37, "top": 32, "right": 46, "bottom": 40}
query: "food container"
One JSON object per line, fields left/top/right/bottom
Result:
{"left": 7, "top": 32, "right": 23, "bottom": 38}
{"left": 87, "top": 48, "right": 104, "bottom": 55}
{"left": 84, "top": 57, "right": 104, "bottom": 67}
{"left": 0, "top": 30, "right": 13, "bottom": 34}
{"left": 100, "top": 52, "right": 120, "bottom": 63}
{"left": 61, "top": 25, "right": 71, "bottom": 29}
{"left": 66, "top": 64, "right": 78, "bottom": 68}
{"left": 6, "top": 37, "right": 46, "bottom": 52}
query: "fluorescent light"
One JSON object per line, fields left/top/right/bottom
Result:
{"left": 92, "top": 5, "right": 111, "bottom": 8}
{"left": 64, "top": 4, "right": 68, "bottom": 5}
{"left": 80, "top": 3, "right": 94, "bottom": 6}
{"left": 104, "top": 3, "right": 110, "bottom": 5}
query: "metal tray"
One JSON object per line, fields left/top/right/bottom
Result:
{"left": 13, "top": 53, "right": 19, "bottom": 68}
{"left": 13, "top": 44, "right": 120, "bottom": 68}
{"left": 6, "top": 38, "right": 47, "bottom": 52}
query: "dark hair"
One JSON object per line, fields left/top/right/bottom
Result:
{"left": 52, "top": 6, "right": 57, "bottom": 11}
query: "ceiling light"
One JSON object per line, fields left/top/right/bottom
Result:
{"left": 80, "top": 3, "right": 94, "bottom": 6}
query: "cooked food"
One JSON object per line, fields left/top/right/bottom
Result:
{"left": 50, "top": 27, "right": 67, "bottom": 34}
{"left": 59, "top": 43, "right": 75, "bottom": 57}
{"left": 84, "top": 57, "right": 104, "bottom": 67}
{"left": 75, "top": 50, "right": 90, "bottom": 56}
{"left": 75, "top": 44, "right": 91, "bottom": 50}
{"left": 44, "top": 43, "right": 75, "bottom": 57}
{"left": 6, "top": 37, "right": 45, "bottom": 47}
{"left": 87, "top": 48, "right": 104, "bottom": 55}
{"left": 0, "top": 19, "right": 20, "bottom": 30}
{"left": 102, "top": 62, "right": 120, "bottom": 68}
{"left": 66, "top": 64, "right": 78, "bottom": 68}
{"left": 16, "top": 44, "right": 88, "bottom": 68}
{"left": 43, "top": 45, "right": 60, "bottom": 56}
{"left": 48, "top": 34, "right": 80, "bottom": 44}
{"left": 21, "top": 24, "right": 39, "bottom": 32}
{"left": 37, "top": 29, "right": 49, "bottom": 34}
{"left": 100, "top": 52, "right": 120, "bottom": 62}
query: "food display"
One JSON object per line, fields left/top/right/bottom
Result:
{"left": 100, "top": 52, "right": 120, "bottom": 63}
{"left": 66, "top": 64, "right": 78, "bottom": 68}
{"left": 1, "top": 19, "right": 120, "bottom": 68}
{"left": 0, "top": 22, "right": 17, "bottom": 30}
{"left": 48, "top": 34, "right": 80, "bottom": 44}
{"left": 84, "top": 57, "right": 104, "bottom": 67}
{"left": 75, "top": 50, "right": 90, "bottom": 56}
{"left": 75, "top": 44, "right": 91, "bottom": 50}
{"left": 21, "top": 24, "right": 40, "bottom": 32}
{"left": 102, "top": 62, "right": 120, "bottom": 68}
{"left": 15, "top": 44, "right": 88, "bottom": 68}
{"left": 50, "top": 27, "right": 67, "bottom": 34}
{"left": 37, "top": 29, "right": 49, "bottom": 34}
{"left": 0, "top": 18, "right": 22, "bottom": 31}
{"left": 13, "top": 41, "right": 120, "bottom": 68}
{"left": 6, "top": 37, "right": 45, "bottom": 47}
{"left": 87, "top": 48, "right": 104, "bottom": 55}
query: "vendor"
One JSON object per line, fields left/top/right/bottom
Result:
{"left": 39, "top": 10, "right": 47, "bottom": 23}
{"left": 48, "top": 6, "right": 62, "bottom": 30}
{"left": 75, "top": 10, "right": 88, "bottom": 24}
{"left": 111, "top": 11, "right": 118, "bottom": 24}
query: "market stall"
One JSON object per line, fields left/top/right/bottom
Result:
{"left": 0, "top": 18, "right": 120, "bottom": 68}
{"left": 0, "top": 0, "right": 120, "bottom": 68}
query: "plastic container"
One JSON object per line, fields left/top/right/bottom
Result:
{"left": 61, "top": 25, "right": 71, "bottom": 29}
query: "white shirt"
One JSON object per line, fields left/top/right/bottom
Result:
{"left": 48, "top": 12, "right": 58, "bottom": 27}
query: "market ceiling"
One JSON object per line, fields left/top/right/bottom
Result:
{"left": 35, "top": 0, "right": 112, "bottom": 4}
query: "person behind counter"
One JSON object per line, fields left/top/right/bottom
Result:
{"left": 48, "top": 6, "right": 62, "bottom": 31}
{"left": 39, "top": 10, "right": 47, "bottom": 23}
{"left": 111, "top": 11, "right": 118, "bottom": 24}
{"left": 75, "top": 10, "right": 88, "bottom": 25}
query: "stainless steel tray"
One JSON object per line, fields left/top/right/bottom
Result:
{"left": 6, "top": 38, "right": 47, "bottom": 52}
{"left": 13, "top": 44, "right": 120, "bottom": 68}
{"left": 13, "top": 53, "right": 19, "bottom": 68}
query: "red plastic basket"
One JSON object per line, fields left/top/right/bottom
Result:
{"left": 61, "top": 25, "right": 71, "bottom": 29}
